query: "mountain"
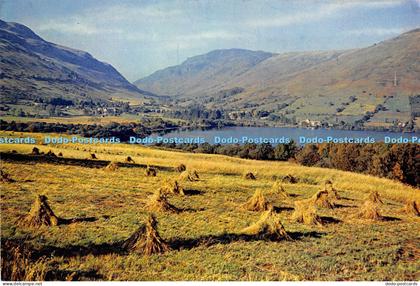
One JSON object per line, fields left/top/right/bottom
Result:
{"left": 0, "top": 19, "right": 151, "bottom": 105}
{"left": 135, "top": 29, "right": 420, "bottom": 127}
{"left": 134, "top": 48, "right": 274, "bottom": 97}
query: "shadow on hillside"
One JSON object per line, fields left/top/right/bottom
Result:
{"left": 183, "top": 189, "right": 204, "bottom": 196}
{"left": 320, "top": 216, "right": 341, "bottom": 224}
{"left": 334, "top": 203, "right": 356, "bottom": 209}
{"left": 273, "top": 206, "right": 294, "bottom": 212}
{"left": 58, "top": 217, "right": 98, "bottom": 225}
{"left": 169, "top": 230, "right": 326, "bottom": 251}
{"left": 35, "top": 242, "right": 125, "bottom": 258}
{"left": 46, "top": 269, "right": 103, "bottom": 281}
{"left": 382, "top": 216, "right": 401, "bottom": 222}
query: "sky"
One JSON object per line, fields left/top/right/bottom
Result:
{"left": 1, "top": 0, "right": 419, "bottom": 82}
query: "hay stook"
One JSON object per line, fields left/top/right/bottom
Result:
{"left": 242, "top": 189, "right": 270, "bottom": 211}
{"left": 404, "top": 200, "right": 419, "bottom": 216}
{"left": 1, "top": 169, "right": 15, "bottom": 183}
{"left": 125, "top": 156, "right": 135, "bottom": 163}
{"left": 179, "top": 170, "right": 200, "bottom": 182}
{"left": 271, "top": 181, "right": 289, "bottom": 199}
{"left": 357, "top": 200, "right": 383, "bottom": 221}
{"left": 162, "top": 180, "right": 185, "bottom": 196}
{"left": 122, "top": 215, "right": 170, "bottom": 255}
{"left": 147, "top": 189, "right": 179, "bottom": 213}
{"left": 19, "top": 195, "right": 59, "bottom": 227}
{"left": 291, "top": 199, "right": 323, "bottom": 226}
{"left": 368, "top": 191, "right": 383, "bottom": 204}
{"left": 176, "top": 164, "right": 187, "bottom": 172}
{"left": 312, "top": 190, "right": 334, "bottom": 209}
{"left": 105, "top": 161, "right": 119, "bottom": 171}
{"left": 244, "top": 172, "right": 256, "bottom": 180}
{"left": 145, "top": 166, "right": 157, "bottom": 177}
{"left": 325, "top": 180, "right": 340, "bottom": 200}
{"left": 241, "top": 207, "right": 291, "bottom": 241}
{"left": 282, "top": 174, "right": 298, "bottom": 184}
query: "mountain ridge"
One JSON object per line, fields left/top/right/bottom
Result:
{"left": 0, "top": 19, "right": 153, "bottom": 104}
{"left": 134, "top": 28, "right": 420, "bottom": 127}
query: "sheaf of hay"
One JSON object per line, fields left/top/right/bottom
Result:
{"left": 179, "top": 170, "right": 200, "bottom": 182}
{"left": 145, "top": 166, "right": 157, "bottom": 177}
{"left": 241, "top": 207, "right": 291, "bottom": 240}
{"left": 324, "top": 180, "right": 340, "bottom": 201}
{"left": 146, "top": 189, "right": 179, "bottom": 213}
{"left": 311, "top": 190, "right": 334, "bottom": 209}
{"left": 404, "top": 200, "right": 419, "bottom": 217}
{"left": 282, "top": 174, "right": 298, "bottom": 184}
{"left": 19, "top": 195, "right": 59, "bottom": 227}
{"left": 125, "top": 156, "right": 135, "bottom": 163}
{"left": 176, "top": 164, "right": 187, "bottom": 172}
{"left": 242, "top": 189, "right": 270, "bottom": 211}
{"left": 1, "top": 169, "right": 15, "bottom": 183}
{"left": 356, "top": 200, "right": 383, "bottom": 221}
{"left": 270, "top": 181, "right": 289, "bottom": 199}
{"left": 244, "top": 172, "right": 256, "bottom": 180}
{"left": 31, "top": 147, "right": 40, "bottom": 155}
{"left": 291, "top": 199, "right": 323, "bottom": 226}
{"left": 161, "top": 180, "right": 185, "bottom": 196}
{"left": 368, "top": 191, "right": 383, "bottom": 205}
{"left": 105, "top": 161, "right": 119, "bottom": 171}
{"left": 122, "top": 215, "right": 170, "bottom": 255}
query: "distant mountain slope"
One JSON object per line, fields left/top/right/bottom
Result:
{"left": 134, "top": 48, "right": 274, "bottom": 96}
{"left": 0, "top": 19, "right": 150, "bottom": 103}
{"left": 134, "top": 29, "right": 420, "bottom": 126}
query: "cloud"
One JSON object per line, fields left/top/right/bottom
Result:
{"left": 35, "top": 2, "right": 184, "bottom": 36}
{"left": 246, "top": 0, "right": 404, "bottom": 28}
{"left": 347, "top": 26, "right": 416, "bottom": 36}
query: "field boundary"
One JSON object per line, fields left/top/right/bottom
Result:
{"left": 0, "top": 152, "right": 174, "bottom": 171}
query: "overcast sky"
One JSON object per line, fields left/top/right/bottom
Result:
{"left": 1, "top": 0, "right": 419, "bottom": 81}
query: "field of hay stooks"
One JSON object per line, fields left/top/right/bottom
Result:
{"left": 0, "top": 131, "right": 419, "bottom": 281}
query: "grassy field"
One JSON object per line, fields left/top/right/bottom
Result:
{"left": 1, "top": 131, "right": 419, "bottom": 281}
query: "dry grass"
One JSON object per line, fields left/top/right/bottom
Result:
{"left": 1, "top": 131, "right": 420, "bottom": 281}
{"left": 1, "top": 241, "right": 49, "bottom": 281}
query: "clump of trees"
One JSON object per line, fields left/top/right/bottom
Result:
{"left": 295, "top": 143, "right": 419, "bottom": 186}
{"left": 0, "top": 120, "right": 157, "bottom": 142}
{"left": 159, "top": 141, "right": 418, "bottom": 187}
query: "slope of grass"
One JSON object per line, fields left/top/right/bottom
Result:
{"left": 0, "top": 131, "right": 419, "bottom": 281}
